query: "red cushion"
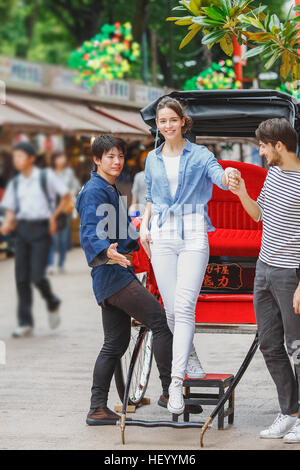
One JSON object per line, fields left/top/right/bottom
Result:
{"left": 208, "top": 161, "right": 266, "bottom": 231}
{"left": 195, "top": 293, "right": 256, "bottom": 324}
{"left": 208, "top": 228, "right": 262, "bottom": 257}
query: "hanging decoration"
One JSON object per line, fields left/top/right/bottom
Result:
{"left": 183, "top": 60, "right": 242, "bottom": 91}
{"left": 68, "top": 22, "right": 140, "bottom": 86}
{"left": 277, "top": 81, "right": 300, "bottom": 100}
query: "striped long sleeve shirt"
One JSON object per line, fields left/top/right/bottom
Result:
{"left": 257, "top": 166, "right": 300, "bottom": 268}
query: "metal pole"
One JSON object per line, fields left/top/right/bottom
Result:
{"left": 233, "top": 36, "right": 243, "bottom": 88}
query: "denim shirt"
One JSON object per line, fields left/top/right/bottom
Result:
{"left": 76, "top": 171, "right": 140, "bottom": 304}
{"left": 144, "top": 139, "right": 228, "bottom": 238}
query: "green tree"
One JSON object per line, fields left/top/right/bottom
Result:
{"left": 166, "top": 0, "right": 300, "bottom": 81}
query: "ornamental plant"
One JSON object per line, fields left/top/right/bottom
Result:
{"left": 278, "top": 81, "right": 300, "bottom": 99}
{"left": 68, "top": 22, "right": 140, "bottom": 86}
{"left": 183, "top": 59, "right": 242, "bottom": 90}
{"left": 166, "top": 0, "right": 300, "bottom": 81}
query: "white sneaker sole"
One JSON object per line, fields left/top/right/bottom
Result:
{"left": 186, "top": 371, "right": 206, "bottom": 379}
{"left": 260, "top": 434, "right": 285, "bottom": 439}
{"left": 167, "top": 401, "right": 185, "bottom": 415}
{"left": 284, "top": 438, "right": 300, "bottom": 443}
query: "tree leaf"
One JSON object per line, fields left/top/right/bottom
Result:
{"left": 189, "top": 0, "right": 202, "bottom": 15}
{"left": 264, "top": 49, "right": 281, "bottom": 70}
{"left": 242, "top": 44, "right": 266, "bottom": 59}
{"left": 172, "top": 6, "right": 187, "bottom": 11}
{"left": 293, "top": 6, "right": 300, "bottom": 13}
{"left": 202, "top": 29, "right": 226, "bottom": 44}
{"left": 166, "top": 16, "right": 192, "bottom": 21}
{"left": 220, "top": 0, "right": 232, "bottom": 16}
{"left": 292, "top": 60, "right": 300, "bottom": 81}
{"left": 192, "top": 16, "right": 225, "bottom": 26}
{"left": 280, "top": 50, "right": 291, "bottom": 80}
{"left": 219, "top": 32, "right": 234, "bottom": 56}
{"left": 175, "top": 18, "right": 194, "bottom": 25}
{"left": 201, "top": 6, "right": 225, "bottom": 22}
{"left": 179, "top": 23, "right": 202, "bottom": 49}
{"left": 269, "top": 14, "right": 281, "bottom": 33}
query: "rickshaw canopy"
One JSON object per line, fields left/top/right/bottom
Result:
{"left": 140, "top": 89, "right": 300, "bottom": 140}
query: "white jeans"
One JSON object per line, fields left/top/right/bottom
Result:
{"left": 150, "top": 218, "right": 209, "bottom": 379}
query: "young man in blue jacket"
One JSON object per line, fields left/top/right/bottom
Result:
{"left": 76, "top": 134, "right": 172, "bottom": 425}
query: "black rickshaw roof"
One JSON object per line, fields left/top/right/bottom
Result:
{"left": 140, "top": 89, "right": 300, "bottom": 139}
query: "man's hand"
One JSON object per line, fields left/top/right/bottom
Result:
{"left": 228, "top": 175, "right": 247, "bottom": 197}
{"left": 107, "top": 242, "right": 131, "bottom": 268}
{"left": 223, "top": 167, "right": 241, "bottom": 187}
{"left": 293, "top": 284, "right": 300, "bottom": 314}
{"left": 140, "top": 223, "right": 152, "bottom": 259}
{"left": 49, "top": 215, "right": 57, "bottom": 236}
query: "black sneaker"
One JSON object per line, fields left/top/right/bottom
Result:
{"left": 47, "top": 296, "right": 61, "bottom": 312}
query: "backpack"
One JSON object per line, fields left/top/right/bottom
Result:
{"left": 13, "top": 168, "right": 67, "bottom": 230}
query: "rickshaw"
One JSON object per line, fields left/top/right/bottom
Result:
{"left": 113, "top": 89, "right": 300, "bottom": 446}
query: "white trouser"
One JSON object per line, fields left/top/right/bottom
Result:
{"left": 150, "top": 217, "right": 209, "bottom": 379}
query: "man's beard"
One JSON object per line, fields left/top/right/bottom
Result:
{"left": 267, "top": 149, "right": 282, "bottom": 167}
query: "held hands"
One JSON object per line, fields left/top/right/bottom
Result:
{"left": 225, "top": 168, "right": 247, "bottom": 197}
{"left": 107, "top": 242, "right": 131, "bottom": 268}
{"left": 224, "top": 167, "right": 241, "bottom": 187}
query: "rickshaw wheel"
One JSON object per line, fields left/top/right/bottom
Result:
{"left": 114, "top": 327, "right": 153, "bottom": 406}
{"left": 114, "top": 272, "right": 154, "bottom": 406}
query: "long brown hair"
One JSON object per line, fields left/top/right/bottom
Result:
{"left": 156, "top": 97, "right": 193, "bottom": 135}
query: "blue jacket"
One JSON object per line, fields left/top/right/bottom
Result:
{"left": 76, "top": 171, "right": 140, "bottom": 304}
{"left": 145, "top": 139, "right": 228, "bottom": 238}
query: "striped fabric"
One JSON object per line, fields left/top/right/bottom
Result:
{"left": 257, "top": 166, "right": 300, "bottom": 268}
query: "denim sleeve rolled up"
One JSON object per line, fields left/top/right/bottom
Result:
{"left": 76, "top": 171, "right": 140, "bottom": 304}
{"left": 145, "top": 139, "right": 228, "bottom": 238}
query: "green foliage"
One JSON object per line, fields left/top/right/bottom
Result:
{"left": 68, "top": 22, "right": 140, "bottom": 85}
{"left": 167, "top": 0, "right": 300, "bottom": 81}
{"left": 183, "top": 59, "right": 242, "bottom": 90}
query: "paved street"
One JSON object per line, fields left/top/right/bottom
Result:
{"left": 0, "top": 248, "right": 298, "bottom": 450}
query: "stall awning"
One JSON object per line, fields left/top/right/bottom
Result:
{"left": 50, "top": 100, "right": 147, "bottom": 137}
{"left": 6, "top": 94, "right": 103, "bottom": 135}
{"left": 0, "top": 103, "right": 56, "bottom": 132}
{"left": 91, "top": 105, "right": 151, "bottom": 134}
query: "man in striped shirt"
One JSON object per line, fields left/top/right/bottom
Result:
{"left": 229, "top": 118, "right": 300, "bottom": 443}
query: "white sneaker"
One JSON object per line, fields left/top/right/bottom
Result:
{"left": 47, "top": 266, "right": 56, "bottom": 275}
{"left": 167, "top": 379, "right": 185, "bottom": 415}
{"left": 12, "top": 326, "right": 33, "bottom": 338}
{"left": 260, "top": 413, "right": 297, "bottom": 439}
{"left": 48, "top": 312, "right": 61, "bottom": 330}
{"left": 284, "top": 418, "right": 300, "bottom": 443}
{"left": 186, "top": 351, "right": 206, "bottom": 378}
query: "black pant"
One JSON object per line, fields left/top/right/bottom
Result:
{"left": 90, "top": 279, "right": 173, "bottom": 410}
{"left": 254, "top": 260, "right": 300, "bottom": 416}
{"left": 15, "top": 220, "right": 56, "bottom": 327}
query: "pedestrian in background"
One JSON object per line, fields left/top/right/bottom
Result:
{"left": 128, "top": 157, "right": 147, "bottom": 217}
{"left": 0, "top": 142, "right": 71, "bottom": 338}
{"left": 47, "top": 151, "right": 81, "bottom": 274}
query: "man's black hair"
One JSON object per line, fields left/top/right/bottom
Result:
{"left": 92, "top": 134, "right": 126, "bottom": 161}
{"left": 13, "top": 142, "right": 36, "bottom": 157}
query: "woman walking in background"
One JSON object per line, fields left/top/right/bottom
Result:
{"left": 48, "top": 151, "right": 81, "bottom": 274}
{"left": 140, "top": 96, "right": 240, "bottom": 415}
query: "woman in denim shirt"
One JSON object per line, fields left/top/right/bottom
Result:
{"left": 140, "top": 97, "right": 240, "bottom": 415}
